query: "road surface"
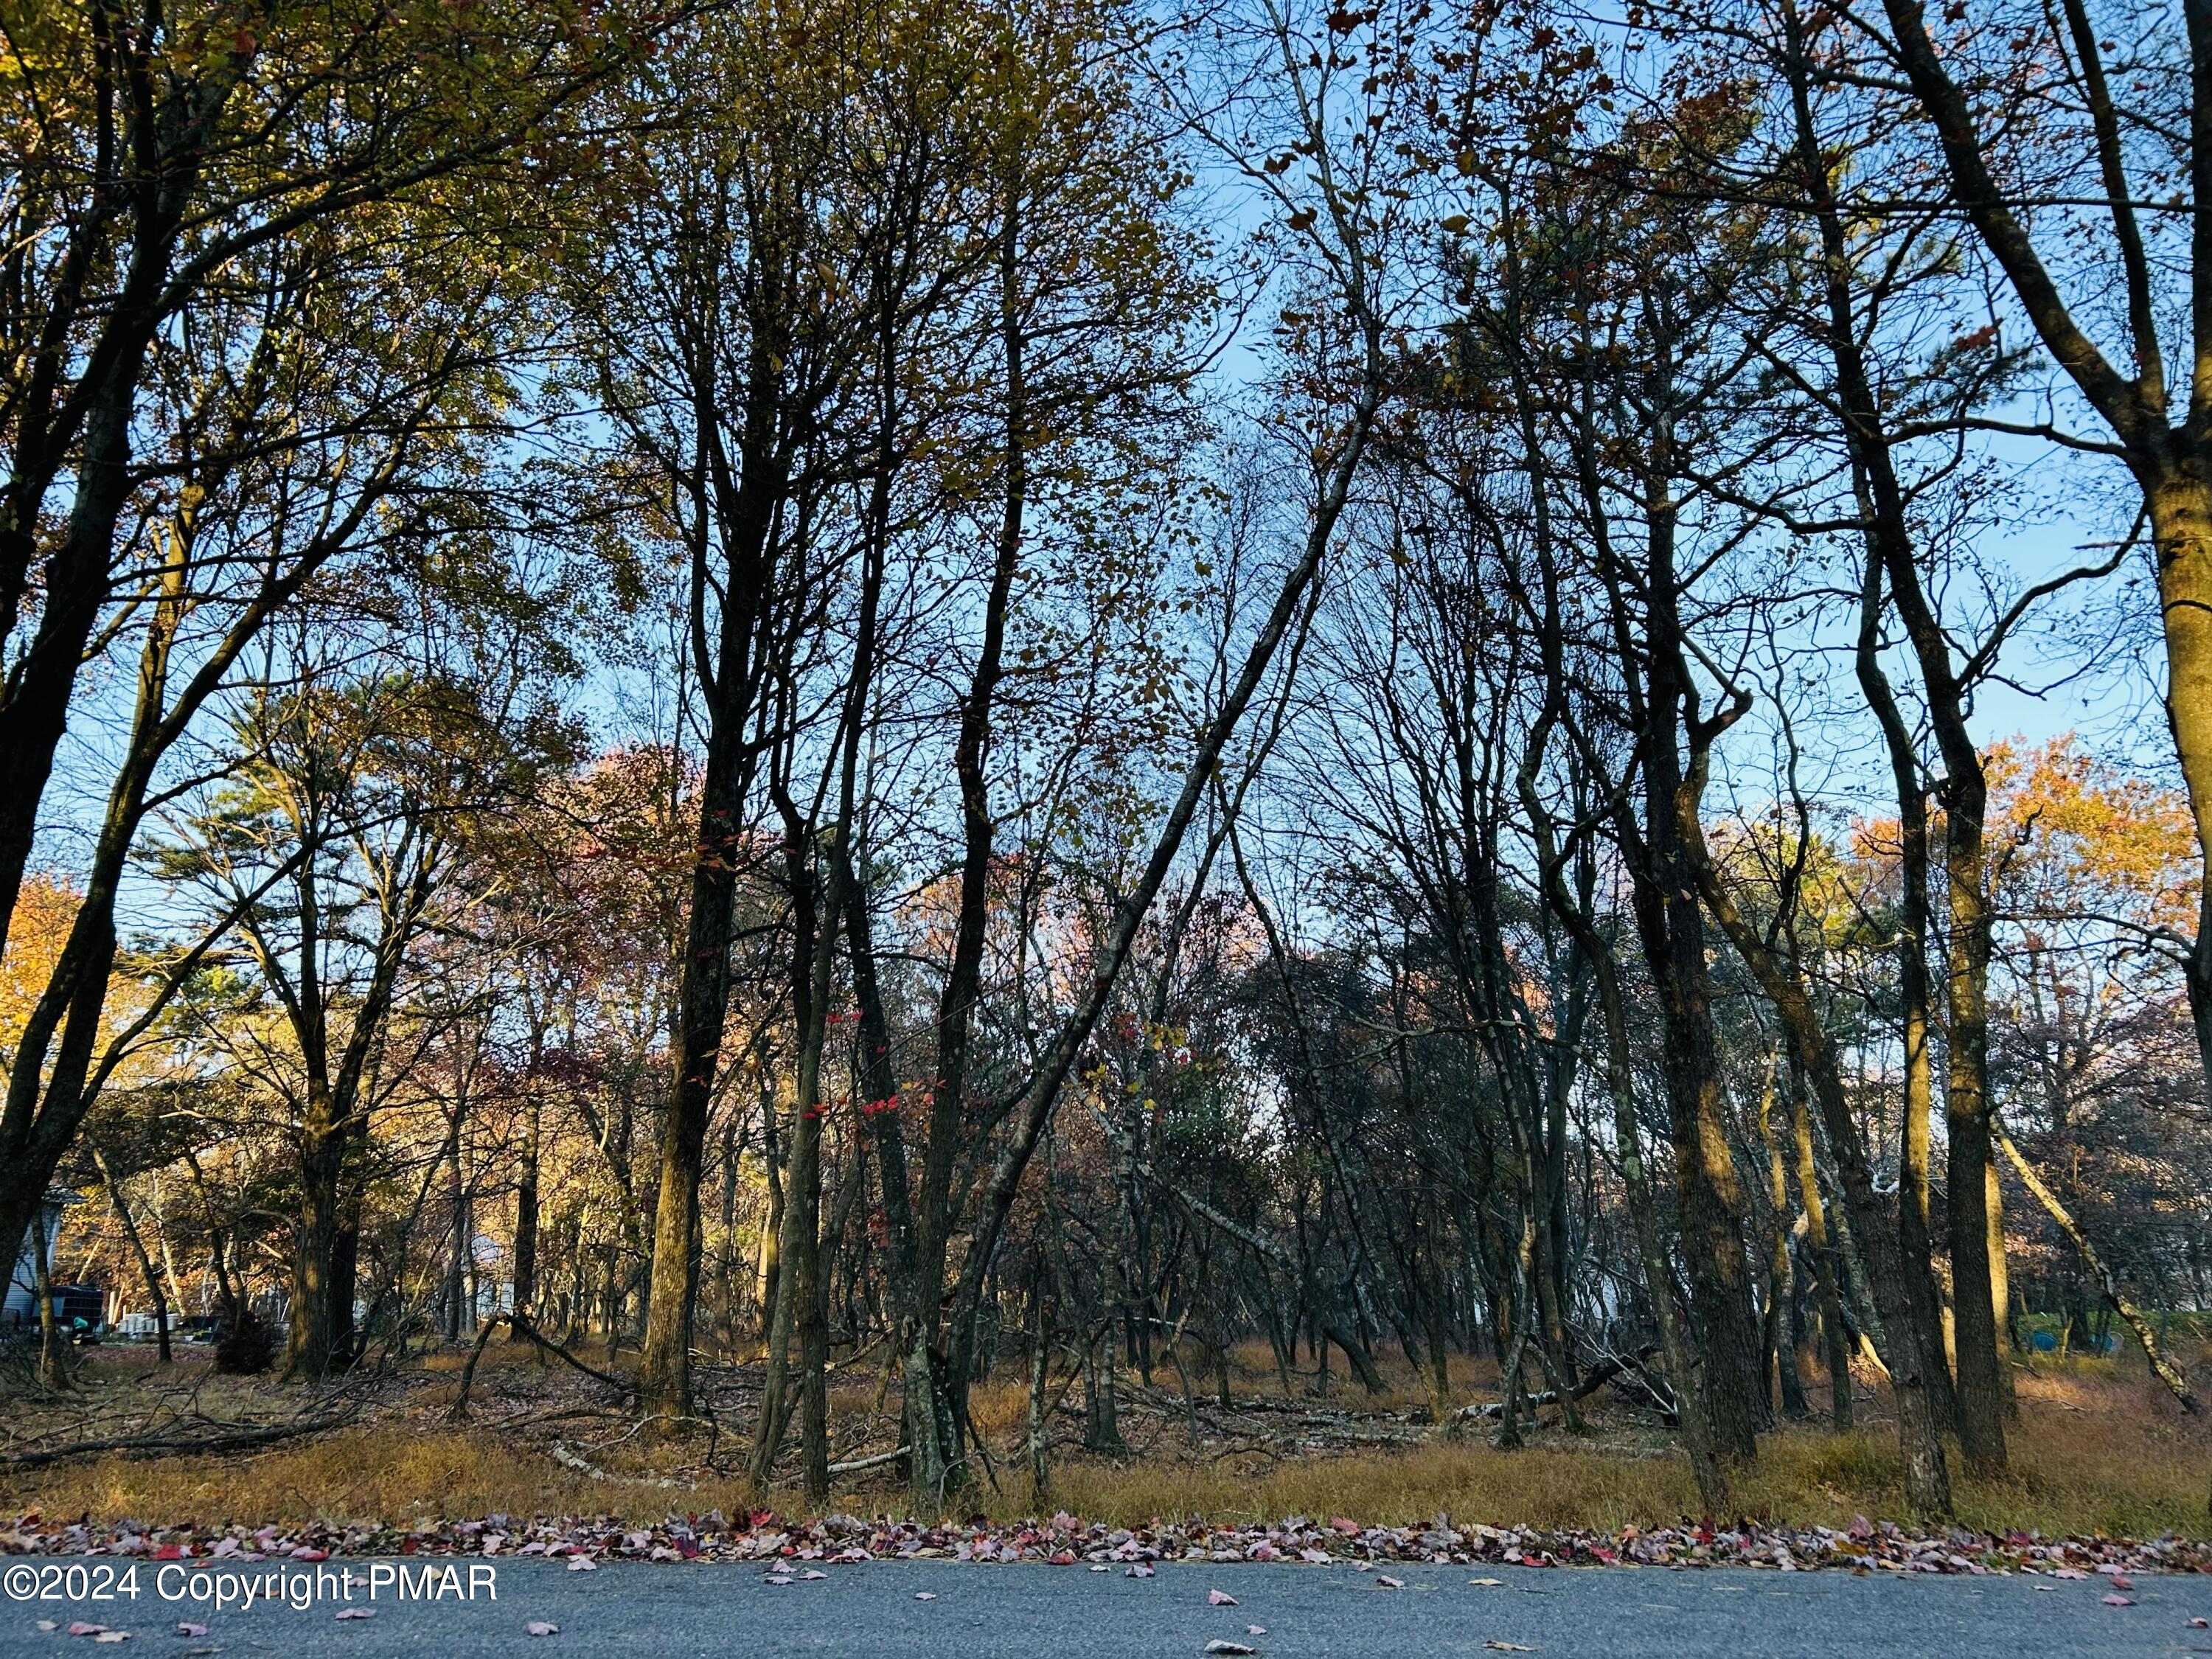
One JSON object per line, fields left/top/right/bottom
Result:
{"left": 1, "top": 1557, "right": 2197, "bottom": 1656}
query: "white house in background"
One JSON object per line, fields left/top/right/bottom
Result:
{"left": 3, "top": 1192, "right": 74, "bottom": 1329}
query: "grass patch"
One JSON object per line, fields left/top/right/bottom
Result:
{"left": 4, "top": 1341, "right": 2203, "bottom": 1541}
{"left": 1032, "top": 1389, "right": 2207, "bottom": 1540}
{"left": 4, "top": 1425, "right": 758, "bottom": 1532}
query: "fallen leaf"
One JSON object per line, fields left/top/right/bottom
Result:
{"left": 2104, "top": 1594, "right": 2135, "bottom": 1607}
{"left": 1376, "top": 1575, "right": 1404, "bottom": 1589}
{"left": 525, "top": 1621, "right": 560, "bottom": 1637}
{"left": 1209, "top": 1590, "right": 1239, "bottom": 1607}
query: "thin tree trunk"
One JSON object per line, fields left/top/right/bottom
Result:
{"left": 1758, "top": 1069, "right": 1810, "bottom": 1420}
{"left": 33, "top": 1208, "right": 65, "bottom": 1390}
{"left": 512, "top": 1092, "right": 542, "bottom": 1338}
{"left": 1028, "top": 1290, "right": 1052, "bottom": 1500}
{"left": 1790, "top": 1076, "right": 1854, "bottom": 1433}
{"left": 94, "top": 1151, "right": 170, "bottom": 1365}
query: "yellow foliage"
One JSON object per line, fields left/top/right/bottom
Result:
{"left": 1986, "top": 735, "right": 2199, "bottom": 935}
{"left": 0, "top": 874, "right": 80, "bottom": 1060}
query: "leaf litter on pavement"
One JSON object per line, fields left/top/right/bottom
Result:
{"left": 7, "top": 1506, "right": 2206, "bottom": 1582}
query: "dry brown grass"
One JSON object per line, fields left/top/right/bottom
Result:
{"left": 4, "top": 1424, "right": 759, "bottom": 1531}
{"left": 4, "top": 1340, "right": 2203, "bottom": 1541}
{"left": 1037, "top": 1371, "right": 2208, "bottom": 1541}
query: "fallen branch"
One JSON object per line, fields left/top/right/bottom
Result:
{"left": 452, "top": 1314, "right": 634, "bottom": 1422}
{"left": 0, "top": 1410, "right": 360, "bottom": 1472}
{"left": 1997, "top": 1124, "right": 2200, "bottom": 1413}
{"left": 1455, "top": 1345, "right": 1658, "bottom": 1422}
{"left": 826, "top": 1444, "right": 909, "bottom": 1476}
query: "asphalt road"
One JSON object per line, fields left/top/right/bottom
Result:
{"left": 1, "top": 1558, "right": 2199, "bottom": 1658}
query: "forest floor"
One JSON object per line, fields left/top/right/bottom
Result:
{"left": 1, "top": 1336, "right": 2205, "bottom": 1546}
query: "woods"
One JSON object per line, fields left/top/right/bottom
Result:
{"left": 6, "top": 0, "right": 2212, "bottom": 1534}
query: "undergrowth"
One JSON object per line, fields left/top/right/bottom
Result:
{"left": 4, "top": 1342, "right": 2202, "bottom": 1543}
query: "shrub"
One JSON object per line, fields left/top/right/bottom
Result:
{"left": 215, "top": 1311, "right": 276, "bottom": 1374}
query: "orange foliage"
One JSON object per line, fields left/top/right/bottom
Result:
{"left": 1986, "top": 735, "right": 2198, "bottom": 936}
{"left": 0, "top": 873, "right": 80, "bottom": 1055}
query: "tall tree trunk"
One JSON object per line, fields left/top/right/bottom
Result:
{"left": 443, "top": 1132, "right": 469, "bottom": 1343}
{"left": 0, "top": 541, "right": 192, "bottom": 1315}
{"left": 1759, "top": 1068, "right": 1810, "bottom": 1420}
{"left": 512, "top": 1093, "right": 543, "bottom": 1337}
{"left": 1512, "top": 600, "right": 1723, "bottom": 1498}
{"left": 1851, "top": 554, "right": 1960, "bottom": 1430}
{"left": 1424, "top": 1192, "right": 1453, "bottom": 1424}
{"left": 1871, "top": 0, "right": 2212, "bottom": 1130}
{"left": 846, "top": 886, "right": 963, "bottom": 1507}
{"left": 1940, "top": 768, "right": 2010, "bottom": 1467}
{"left": 33, "top": 1207, "right": 66, "bottom": 1390}
{"left": 1789, "top": 1068, "right": 1854, "bottom": 1432}
{"left": 291, "top": 1080, "right": 343, "bottom": 1376}
{"left": 639, "top": 742, "right": 747, "bottom": 1419}
{"left": 1778, "top": 0, "right": 1975, "bottom": 1441}
{"left": 1680, "top": 796, "right": 1952, "bottom": 1515}
{"left": 751, "top": 809, "right": 830, "bottom": 1491}
{"left": 1027, "top": 1290, "right": 1052, "bottom": 1500}
{"left": 754, "top": 428, "right": 883, "bottom": 1493}
{"left": 883, "top": 175, "right": 1034, "bottom": 1512}
{"left": 635, "top": 353, "right": 785, "bottom": 1420}
{"left": 2139, "top": 475, "right": 2212, "bottom": 1111}
{"left": 1521, "top": 781, "right": 1728, "bottom": 1510}
{"left": 1632, "top": 512, "right": 1766, "bottom": 1461}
